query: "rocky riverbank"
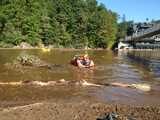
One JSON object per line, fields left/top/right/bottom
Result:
{"left": 0, "top": 42, "right": 106, "bottom": 51}
{"left": 0, "top": 101, "right": 159, "bottom": 120}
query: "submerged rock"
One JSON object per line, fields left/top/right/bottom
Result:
{"left": 16, "top": 53, "right": 44, "bottom": 67}
{"left": 5, "top": 53, "right": 62, "bottom": 70}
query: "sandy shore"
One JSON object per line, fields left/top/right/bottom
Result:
{"left": 0, "top": 101, "right": 160, "bottom": 120}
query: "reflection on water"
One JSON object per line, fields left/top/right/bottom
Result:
{"left": 0, "top": 49, "right": 160, "bottom": 107}
{"left": 127, "top": 50, "right": 160, "bottom": 79}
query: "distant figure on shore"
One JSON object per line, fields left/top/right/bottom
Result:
{"left": 70, "top": 54, "right": 94, "bottom": 68}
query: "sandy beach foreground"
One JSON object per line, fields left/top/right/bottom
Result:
{"left": 0, "top": 101, "right": 159, "bottom": 120}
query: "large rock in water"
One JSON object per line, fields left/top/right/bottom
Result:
{"left": 17, "top": 42, "right": 33, "bottom": 49}
{"left": 5, "top": 53, "right": 62, "bottom": 70}
{"left": 16, "top": 53, "right": 45, "bottom": 67}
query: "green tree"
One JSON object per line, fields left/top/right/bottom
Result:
{"left": 0, "top": 0, "right": 118, "bottom": 49}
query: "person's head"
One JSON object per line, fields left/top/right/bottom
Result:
{"left": 76, "top": 55, "right": 83, "bottom": 60}
{"left": 84, "top": 54, "right": 89, "bottom": 60}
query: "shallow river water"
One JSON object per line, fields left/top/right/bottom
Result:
{"left": 0, "top": 49, "right": 160, "bottom": 107}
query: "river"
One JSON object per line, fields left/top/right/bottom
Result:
{"left": 0, "top": 49, "right": 159, "bottom": 107}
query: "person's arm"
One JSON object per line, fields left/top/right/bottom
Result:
{"left": 89, "top": 60, "right": 94, "bottom": 67}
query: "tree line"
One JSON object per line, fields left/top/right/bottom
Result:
{"left": 0, "top": 0, "right": 118, "bottom": 49}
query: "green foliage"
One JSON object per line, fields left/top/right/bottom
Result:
{"left": 0, "top": 0, "right": 118, "bottom": 49}
{"left": 117, "top": 20, "right": 134, "bottom": 39}
{"left": 0, "top": 41, "right": 14, "bottom": 48}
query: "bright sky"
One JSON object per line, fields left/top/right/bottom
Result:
{"left": 97, "top": 0, "right": 160, "bottom": 22}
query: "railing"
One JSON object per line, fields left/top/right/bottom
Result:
{"left": 124, "top": 23, "right": 160, "bottom": 41}
{"left": 135, "top": 43, "right": 160, "bottom": 49}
